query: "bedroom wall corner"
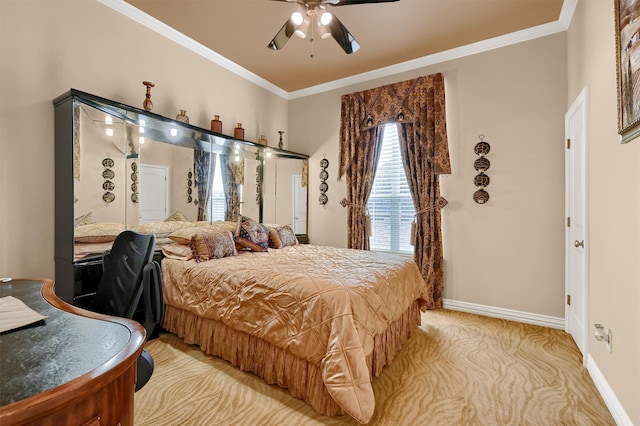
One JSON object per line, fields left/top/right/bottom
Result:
{"left": 567, "top": 0, "right": 640, "bottom": 424}
{"left": 290, "top": 33, "right": 568, "bottom": 320}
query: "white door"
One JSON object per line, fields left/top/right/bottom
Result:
{"left": 565, "top": 86, "right": 589, "bottom": 361}
{"left": 140, "top": 164, "right": 169, "bottom": 223}
{"left": 292, "top": 174, "right": 307, "bottom": 234}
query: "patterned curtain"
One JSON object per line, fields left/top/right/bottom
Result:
{"left": 194, "top": 149, "right": 213, "bottom": 221}
{"left": 339, "top": 73, "right": 451, "bottom": 308}
{"left": 219, "top": 154, "right": 243, "bottom": 221}
{"left": 343, "top": 128, "right": 383, "bottom": 250}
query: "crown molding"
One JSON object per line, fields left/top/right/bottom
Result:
{"left": 99, "top": 0, "right": 576, "bottom": 101}
{"left": 97, "top": 0, "right": 289, "bottom": 99}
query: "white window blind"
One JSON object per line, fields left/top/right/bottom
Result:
{"left": 206, "top": 153, "right": 226, "bottom": 221}
{"left": 368, "top": 123, "right": 415, "bottom": 254}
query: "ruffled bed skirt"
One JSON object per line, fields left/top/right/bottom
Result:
{"left": 162, "top": 301, "right": 422, "bottom": 417}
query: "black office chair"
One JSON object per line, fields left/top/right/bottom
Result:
{"left": 86, "top": 230, "right": 164, "bottom": 391}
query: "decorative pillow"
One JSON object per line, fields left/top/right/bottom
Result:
{"left": 74, "top": 222, "right": 124, "bottom": 243}
{"left": 130, "top": 221, "right": 193, "bottom": 237}
{"left": 161, "top": 243, "right": 194, "bottom": 261}
{"left": 263, "top": 224, "right": 280, "bottom": 248}
{"left": 267, "top": 224, "right": 299, "bottom": 249}
{"left": 190, "top": 229, "right": 237, "bottom": 262}
{"left": 168, "top": 223, "right": 235, "bottom": 245}
{"left": 234, "top": 215, "right": 269, "bottom": 252}
{"left": 165, "top": 211, "right": 190, "bottom": 222}
{"left": 74, "top": 211, "right": 94, "bottom": 228}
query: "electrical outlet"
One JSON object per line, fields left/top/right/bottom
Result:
{"left": 606, "top": 329, "right": 612, "bottom": 353}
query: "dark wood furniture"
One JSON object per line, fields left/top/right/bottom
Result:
{"left": 0, "top": 279, "right": 145, "bottom": 426}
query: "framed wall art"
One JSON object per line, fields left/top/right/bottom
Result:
{"left": 615, "top": 0, "right": 640, "bottom": 143}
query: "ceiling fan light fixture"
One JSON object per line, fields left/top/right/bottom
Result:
{"left": 317, "top": 23, "right": 332, "bottom": 39}
{"left": 291, "top": 10, "right": 304, "bottom": 26}
{"left": 320, "top": 11, "right": 332, "bottom": 26}
{"left": 294, "top": 16, "right": 310, "bottom": 38}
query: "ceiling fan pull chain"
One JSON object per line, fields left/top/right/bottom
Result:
{"left": 310, "top": 22, "right": 315, "bottom": 59}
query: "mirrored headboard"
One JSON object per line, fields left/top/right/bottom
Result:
{"left": 54, "top": 89, "right": 308, "bottom": 297}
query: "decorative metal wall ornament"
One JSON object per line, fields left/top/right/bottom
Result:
{"left": 473, "top": 189, "right": 490, "bottom": 204}
{"left": 473, "top": 172, "right": 490, "bottom": 187}
{"left": 473, "top": 156, "right": 490, "bottom": 172}
{"left": 102, "top": 154, "right": 115, "bottom": 203}
{"left": 186, "top": 169, "right": 193, "bottom": 203}
{"left": 256, "top": 164, "right": 262, "bottom": 205}
{"left": 130, "top": 160, "right": 139, "bottom": 203}
{"left": 319, "top": 155, "right": 329, "bottom": 205}
{"left": 473, "top": 134, "right": 491, "bottom": 204}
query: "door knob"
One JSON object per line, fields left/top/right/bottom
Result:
{"left": 574, "top": 240, "right": 584, "bottom": 248}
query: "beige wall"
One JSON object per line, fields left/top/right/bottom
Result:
{"left": 0, "top": 0, "right": 288, "bottom": 278}
{"left": 1, "top": 0, "right": 636, "bottom": 422}
{"left": 290, "top": 33, "right": 568, "bottom": 319}
{"left": 567, "top": 1, "right": 640, "bottom": 423}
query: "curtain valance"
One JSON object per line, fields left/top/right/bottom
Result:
{"left": 338, "top": 73, "right": 451, "bottom": 178}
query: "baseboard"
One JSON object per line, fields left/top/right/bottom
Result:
{"left": 443, "top": 299, "right": 565, "bottom": 329}
{"left": 586, "top": 354, "right": 633, "bottom": 426}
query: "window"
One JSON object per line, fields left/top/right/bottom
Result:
{"left": 206, "top": 153, "right": 226, "bottom": 221}
{"left": 368, "top": 123, "right": 415, "bottom": 254}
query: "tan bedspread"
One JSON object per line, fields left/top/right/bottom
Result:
{"left": 162, "top": 244, "right": 428, "bottom": 423}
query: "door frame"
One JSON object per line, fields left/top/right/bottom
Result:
{"left": 564, "top": 85, "right": 590, "bottom": 365}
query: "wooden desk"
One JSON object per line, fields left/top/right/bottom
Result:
{"left": 0, "top": 279, "right": 145, "bottom": 426}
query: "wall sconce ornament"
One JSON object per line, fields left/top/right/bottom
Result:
{"left": 319, "top": 155, "right": 329, "bottom": 205}
{"left": 102, "top": 154, "right": 115, "bottom": 203}
{"left": 473, "top": 134, "right": 491, "bottom": 204}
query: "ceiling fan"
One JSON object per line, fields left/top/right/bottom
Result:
{"left": 267, "top": 0, "right": 399, "bottom": 55}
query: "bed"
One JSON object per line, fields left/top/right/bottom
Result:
{"left": 158, "top": 218, "right": 429, "bottom": 424}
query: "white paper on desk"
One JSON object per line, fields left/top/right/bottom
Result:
{"left": 0, "top": 296, "right": 48, "bottom": 333}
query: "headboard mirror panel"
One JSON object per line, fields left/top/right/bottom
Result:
{"left": 56, "top": 89, "right": 308, "bottom": 269}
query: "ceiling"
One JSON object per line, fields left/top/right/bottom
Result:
{"left": 123, "top": 0, "right": 565, "bottom": 94}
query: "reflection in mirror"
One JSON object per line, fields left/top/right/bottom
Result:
{"left": 71, "top": 92, "right": 308, "bottom": 248}
{"left": 75, "top": 104, "right": 128, "bottom": 226}
{"left": 138, "top": 139, "right": 200, "bottom": 223}
{"left": 243, "top": 156, "right": 261, "bottom": 221}
{"left": 263, "top": 155, "right": 308, "bottom": 234}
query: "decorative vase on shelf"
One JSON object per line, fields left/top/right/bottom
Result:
{"left": 258, "top": 135, "right": 267, "bottom": 145}
{"left": 176, "top": 110, "right": 189, "bottom": 123}
{"left": 142, "top": 81, "right": 154, "bottom": 112}
{"left": 210, "top": 115, "right": 222, "bottom": 133}
{"left": 278, "top": 131, "right": 284, "bottom": 150}
{"left": 234, "top": 123, "right": 244, "bottom": 139}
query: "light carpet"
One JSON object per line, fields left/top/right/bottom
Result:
{"left": 134, "top": 309, "right": 614, "bottom": 425}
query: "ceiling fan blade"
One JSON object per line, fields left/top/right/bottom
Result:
{"left": 330, "top": 0, "right": 400, "bottom": 5}
{"left": 329, "top": 14, "right": 360, "bottom": 54}
{"left": 268, "top": 19, "right": 296, "bottom": 50}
